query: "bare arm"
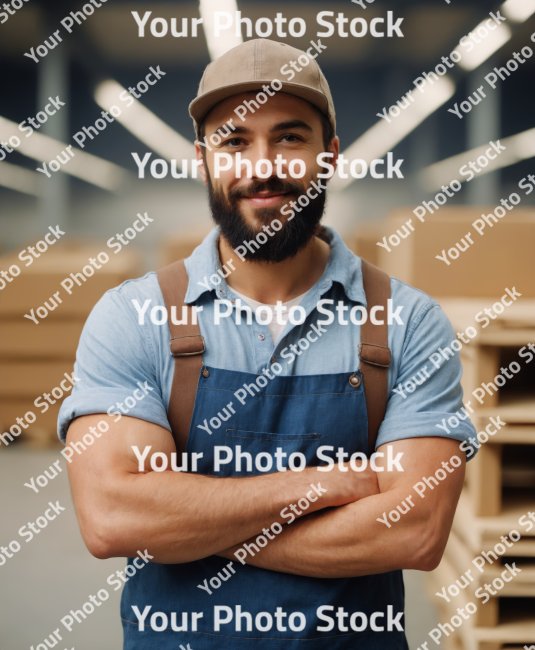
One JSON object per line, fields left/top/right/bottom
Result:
{"left": 65, "top": 413, "right": 379, "bottom": 564}
{"left": 217, "top": 437, "right": 465, "bottom": 577}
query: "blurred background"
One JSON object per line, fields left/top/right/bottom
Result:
{"left": 0, "top": 0, "right": 534, "bottom": 648}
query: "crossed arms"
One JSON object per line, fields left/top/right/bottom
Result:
{"left": 65, "top": 413, "right": 465, "bottom": 578}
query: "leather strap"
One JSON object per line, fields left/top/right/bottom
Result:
{"left": 157, "top": 257, "right": 391, "bottom": 459}
{"left": 157, "top": 260, "right": 204, "bottom": 455}
{"left": 359, "top": 259, "right": 392, "bottom": 456}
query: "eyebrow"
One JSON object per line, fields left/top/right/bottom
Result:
{"left": 213, "top": 124, "right": 251, "bottom": 137}
{"left": 271, "top": 120, "right": 313, "bottom": 134}
{"left": 210, "top": 119, "right": 314, "bottom": 139}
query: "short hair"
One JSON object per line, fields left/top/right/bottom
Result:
{"left": 197, "top": 100, "right": 335, "bottom": 151}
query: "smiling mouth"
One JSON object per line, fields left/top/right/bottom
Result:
{"left": 242, "top": 192, "right": 292, "bottom": 208}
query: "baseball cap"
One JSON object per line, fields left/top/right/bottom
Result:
{"left": 189, "top": 39, "right": 336, "bottom": 136}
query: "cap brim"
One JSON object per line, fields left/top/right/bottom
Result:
{"left": 189, "top": 80, "right": 331, "bottom": 128}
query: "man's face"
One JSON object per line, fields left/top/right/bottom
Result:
{"left": 197, "top": 92, "right": 339, "bottom": 263}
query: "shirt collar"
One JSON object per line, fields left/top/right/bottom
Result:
{"left": 184, "top": 226, "right": 367, "bottom": 307}
{"left": 319, "top": 227, "right": 367, "bottom": 306}
{"left": 184, "top": 228, "right": 225, "bottom": 304}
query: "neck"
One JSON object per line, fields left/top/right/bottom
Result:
{"left": 219, "top": 232, "right": 331, "bottom": 304}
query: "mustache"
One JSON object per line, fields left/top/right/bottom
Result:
{"left": 227, "top": 178, "right": 304, "bottom": 202}
{"left": 207, "top": 171, "right": 327, "bottom": 264}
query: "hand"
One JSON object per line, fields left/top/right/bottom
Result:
{"left": 304, "top": 464, "right": 380, "bottom": 509}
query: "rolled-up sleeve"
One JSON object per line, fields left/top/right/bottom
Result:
{"left": 377, "top": 302, "right": 477, "bottom": 455}
{"left": 57, "top": 280, "right": 171, "bottom": 443}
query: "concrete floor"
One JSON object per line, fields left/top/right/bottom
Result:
{"left": 0, "top": 446, "right": 437, "bottom": 649}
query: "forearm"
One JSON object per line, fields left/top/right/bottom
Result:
{"left": 89, "top": 468, "right": 329, "bottom": 563}
{"left": 219, "top": 439, "right": 465, "bottom": 578}
{"left": 219, "top": 488, "right": 425, "bottom": 578}
{"left": 67, "top": 414, "right": 380, "bottom": 564}
{"left": 67, "top": 415, "right": 331, "bottom": 563}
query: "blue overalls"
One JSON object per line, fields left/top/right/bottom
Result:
{"left": 121, "top": 363, "right": 408, "bottom": 649}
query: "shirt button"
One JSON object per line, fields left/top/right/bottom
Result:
{"left": 271, "top": 356, "right": 276, "bottom": 364}
{"left": 258, "top": 333, "right": 265, "bottom": 341}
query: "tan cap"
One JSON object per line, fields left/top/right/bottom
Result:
{"left": 189, "top": 39, "right": 336, "bottom": 136}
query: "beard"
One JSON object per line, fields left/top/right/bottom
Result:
{"left": 207, "top": 172, "right": 327, "bottom": 264}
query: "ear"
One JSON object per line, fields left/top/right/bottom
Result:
{"left": 325, "top": 136, "right": 340, "bottom": 184}
{"left": 195, "top": 141, "right": 209, "bottom": 186}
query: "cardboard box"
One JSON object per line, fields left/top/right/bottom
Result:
{"left": 0, "top": 361, "right": 77, "bottom": 398}
{"left": 159, "top": 230, "right": 212, "bottom": 267}
{"left": 343, "top": 223, "right": 383, "bottom": 267}
{"left": 0, "top": 242, "right": 143, "bottom": 318}
{"left": 0, "top": 399, "right": 61, "bottom": 437}
{"left": 0, "top": 321, "right": 84, "bottom": 359}
{"left": 375, "top": 208, "right": 535, "bottom": 298}
{"left": 0, "top": 242, "right": 143, "bottom": 446}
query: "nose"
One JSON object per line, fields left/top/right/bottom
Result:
{"left": 247, "top": 138, "right": 278, "bottom": 181}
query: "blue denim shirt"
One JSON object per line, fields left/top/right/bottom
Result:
{"left": 58, "top": 227, "right": 476, "bottom": 450}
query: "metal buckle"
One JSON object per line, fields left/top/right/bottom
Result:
{"left": 169, "top": 335, "right": 205, "bottom": 357}
{"left": 358, "top": 343, "right": 391, "bottom": 368}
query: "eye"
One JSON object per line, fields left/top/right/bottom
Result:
{"left": 223, "top": 138, "right": 244, "bottom": 147}
{"left": 280, "top": 134, "right": 302, "bottom": 143}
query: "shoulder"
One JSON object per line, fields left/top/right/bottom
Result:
{"left": 85, "top": 271, "right": 164, "bottom": 325}
{"left": 384, "top": 275, "right": 456, "bottom": 386}
{"left": 102, "top": 271, "right": 164, "bottom": 304}
{"left": 389, "top": 276, "right": 445, "bottom": 342}
{"left": 78, "top": 271, "right": 169, "bottom": 366}
{"left": 58, "top": 272, "right": 172, "bottom": 443}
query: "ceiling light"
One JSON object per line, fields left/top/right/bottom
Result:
{"left": 501, "top": 0, "right": 535, "bottom": 22}
{"left": 0, "top": 161, "right": 42, "bottom": 196}
{"left": 95, "top": 80, "right": 197, "bottom": 173}
{"left": 0, "top": 116, "right": 127, "bottom": 191}
{"left": 419, "top": 127, "right": 535, "bottom": 190}
{"left": 199, "top": 0, "right": 243, "bottom": 61}
{"left": 331, "top": 76, "right": 456, "bottom": 192}
{"left": 457, "top": 23, "right": 512, "bottom": 71}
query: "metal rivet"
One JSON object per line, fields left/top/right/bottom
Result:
{"left": 349, "top": 374, "right": 361, "bottom": 388}
{"left": 271, "top": 356, "right": 276, "bottom": 364}
{"left": 232, "top": 300, "right": 235, "bottom": 303}
{"left": 258, "top": 333, "right": 265, "bottom": 341}
{"left": 202, "top": 368, "right": 210, "bottom": 378}
{"left": 220, "top": 289, "right": 223, "bottom": 293}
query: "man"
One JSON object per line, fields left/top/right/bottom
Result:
{"left": 60, "top": 39, "right": 476, "bottom": 649}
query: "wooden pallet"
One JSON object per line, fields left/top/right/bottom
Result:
{"left": 452, "top": 492, "right": 535, "bottom": 557}
{"left": 430, "top": 529, "right": 535, "bottom": 628}
{"left": 428, "top": 553, "right": 535, "bottom": 650}
{"left": 466, "top": 414, "right": 535, "bottom": 516}
{"left": 437, "top": 298, "right": 535, "bottom": 410}
{"left": 444, "top": 530, "right": 535, "bottom": 599}
{"left": 436, "top": 299, "right": 535, "bottom": 517}
{"left": 438, "top": 299, "right": 535, "bottom": 334}
{"left": 477, "top": 397, "right": 535, "bottom": 424}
